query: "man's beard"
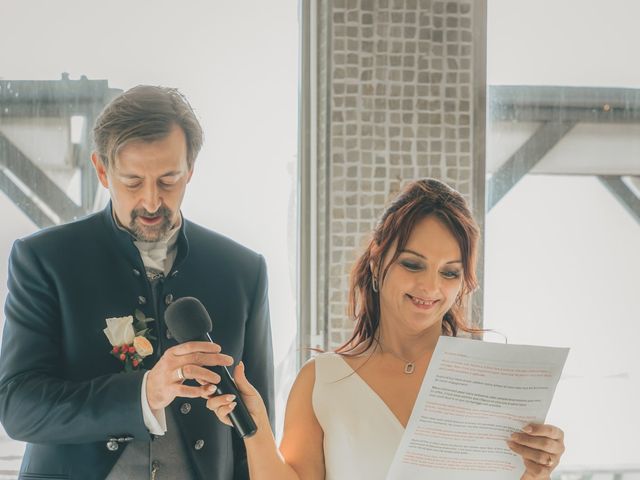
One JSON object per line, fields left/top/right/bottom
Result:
{"left": 128, "top": 205, "right": 173, "bottom": 242}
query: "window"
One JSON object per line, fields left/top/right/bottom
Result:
{"left": 0, "top": 1, "right": 298, "bottom": 475}
{"left": 486, "top": 0, "right": 640, "bottom": 476}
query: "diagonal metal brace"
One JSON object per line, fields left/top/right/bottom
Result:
{"left": 0, "top": 131, "right": 87, "bottom": 223}
{"left": 0, "top": 169, "right": 55, "bottom": 228}
{"left": 488, "top": 121, "right": 576, "bottom": 211}
{"left": 598, "top": 175, "right": 640, "bottom": 225}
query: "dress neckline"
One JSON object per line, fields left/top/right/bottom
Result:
{"left": 333, "top": 353, "right": 408, "bottom": 430}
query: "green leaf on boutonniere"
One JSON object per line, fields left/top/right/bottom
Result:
{"left": 134, "top": 309, "right": 146, "bottom": 322}
{"left": 133, "top": 309, "right": 155, "bottom": 332}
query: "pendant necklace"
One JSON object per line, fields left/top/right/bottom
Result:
{"left": 377, "top": 340, "right": 426, "bottom": 374}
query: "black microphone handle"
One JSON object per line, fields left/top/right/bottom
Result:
{"left": 204, "top": 333, "right": 257, "bottom": 438}
{"left": 210, "top": 364, "right": 257, "bottom": 438}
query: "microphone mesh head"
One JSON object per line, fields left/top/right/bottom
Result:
{"left": 164, "top": 297, "right": 213, "bottom": 343}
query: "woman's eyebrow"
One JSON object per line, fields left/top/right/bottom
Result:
{"left": 400, "top": 249, "right": 462, "bottom": 265}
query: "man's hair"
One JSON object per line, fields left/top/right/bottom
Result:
{"left": 93, "top": 85, "right": 203, "bottom": 169}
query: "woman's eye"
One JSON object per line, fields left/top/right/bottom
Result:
{"left": 400, "top": 260, "right": 423, "bottom": 271}
{"left": 441, "top": 270, "right": 461, "bottom": 279}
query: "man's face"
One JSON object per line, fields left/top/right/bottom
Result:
{"left": 92, "top": 124, "right": 193, "bottom": 242}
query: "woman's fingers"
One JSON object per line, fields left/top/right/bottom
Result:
{"left": 507, "top": 439, "right": 555, "bottom": 467}
{"left": 206, "top": 394, "right": 237, "bottom": 427}
{"left": 521, "top": 423, "right": 564, "bottom": 442}
{"left": 510, "top": 423, "right": 565, "bottom": 456}
{"left": 508, "top": 423, "right": 565, "bottom": 478}
{"left": 520, "top": 458, "right": 553, "bottom": 479}
{"left": 233, "top": 361, "right": 257, "bottom": 396}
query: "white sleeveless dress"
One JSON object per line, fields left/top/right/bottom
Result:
{"left": 312, "top": 352, "right": 405, "bottom": 480}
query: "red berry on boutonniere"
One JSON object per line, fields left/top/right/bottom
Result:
{"left": 104, "top": 311, "right": 156, "bottom": 372}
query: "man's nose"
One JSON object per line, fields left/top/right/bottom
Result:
{"left": 141, "top": 184, "right": 161, "bottom": 213}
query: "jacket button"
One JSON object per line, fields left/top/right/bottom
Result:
{"left": 106, "top": 440, "right": 119, "bottom": 451}
{"left": 165, "top": 294, "right": 174, "bottom": 305}
{"left": 180, "top": 402, "right": 191, "bottom": 414}
{"left": 194, "top": 439, "right": 205, "bottom": 450}
{"left": 132, "top": 268, "right": 141, "bottom": 277}
{"left": 138, "top": 296, "right": 146, "bottom": 305}
{"left": 170, "top": 270, "right": 179, "bottom": 277}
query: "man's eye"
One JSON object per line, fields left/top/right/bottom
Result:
{"left": 126, "top": 183, "right": 141, "bottom": 189}
{"left": 160, "top": 182, "right": 176, "bottom": 188}
{"left": 441, "top": 270, "right": 461, "bottom": 279}
{"left": 400, "top": 260, "right": 423, "bottom": 271}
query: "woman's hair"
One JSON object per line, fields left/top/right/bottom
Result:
{"left": 337, "top": 178, "right": 480, "bottom": 355}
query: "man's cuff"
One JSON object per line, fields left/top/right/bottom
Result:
{"left": 141, "top": 371, "right": 167, "bottom": 435}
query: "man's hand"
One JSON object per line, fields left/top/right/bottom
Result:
{"left": 146, "top": 341, "right": 234, "bottom": 411}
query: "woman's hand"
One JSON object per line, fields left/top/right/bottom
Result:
{"left": 508, "top": 423, "right": 565, "bottom": 479}
{"left": 206, "top": 361, "right": 270, "bottom": 430}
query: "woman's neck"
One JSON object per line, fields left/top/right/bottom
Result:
{"left": 376, "top": 321, "right": 441, "bottom": 361}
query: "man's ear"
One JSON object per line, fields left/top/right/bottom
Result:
{"left": 186, "top": 165, "right": 194, "bottom": 183}
{"left": 91, "top": 152, "right": 109, "bottom": 188}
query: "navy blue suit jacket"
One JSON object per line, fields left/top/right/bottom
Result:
{"left": 0, "top": 204, "right": 274, "bottom": 480}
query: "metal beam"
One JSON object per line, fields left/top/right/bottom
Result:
{"left": 0, "top": 132, "right": 87, "bottom": 222}
{"left": 78, "top": 110, "right": 101, "bottom": 211}
{"left": 598, "top": 175, "right": 640, "bottom": 225}
{"left": 471, "top": 0, "right": 488, "bottom": 333}
{"left": 490, "top": 85, "right": 640, "bottom": 123}
{"left": 492, "top": 105, "right": 640, "bottom": 124}
{"left": 0, "top": 103, "right": 102, "bottom": 119}
{"left": 491, "top": 85, "right": 640, "bottom": 107}
{"left": 0, "top": 170, "right": 54, "bottom": 228}
{"left": 298, "top": 0, "right": 318, "bottom": 363}
{"left": 487, "top": 121, "right": 576, "bottom": 210}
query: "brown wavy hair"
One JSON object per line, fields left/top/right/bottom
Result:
{"left": 93, "top": 85, "right": 203, "bottom": 170}
{"left": 337, "top": 178, "right": 480, "bottom": 355}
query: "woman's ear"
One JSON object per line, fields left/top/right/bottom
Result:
{"left": 369, "top": 260, "right": 377, "bottom": 278}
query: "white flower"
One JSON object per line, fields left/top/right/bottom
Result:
{"left": 103, "top": 315, "right": 135, "bottom": 346}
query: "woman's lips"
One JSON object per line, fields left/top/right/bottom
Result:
{"left": 406, "top": 293, "right": 438, "bottom": 309}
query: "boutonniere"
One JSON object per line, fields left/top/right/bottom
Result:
{"left": 103, "top": 309, "right": 155, "bottom": 372}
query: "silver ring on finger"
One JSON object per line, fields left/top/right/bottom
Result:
{"left": 176, "top": 366, "right": 185, "bottom": 382}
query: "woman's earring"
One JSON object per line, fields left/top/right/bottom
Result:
{"left": 372, "top": 276, "right": 379, "bottom": 293}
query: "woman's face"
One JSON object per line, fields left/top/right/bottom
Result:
{"left": 377, "top": 215, "right": 464, "bottom": 336}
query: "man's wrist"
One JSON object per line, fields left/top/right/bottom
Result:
{"left": 141, "top": 371, "right": 167, "bottom": 435}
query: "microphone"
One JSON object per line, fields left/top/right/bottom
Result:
{"left": 164, "top": 296, "right": 257, "bottom": 438}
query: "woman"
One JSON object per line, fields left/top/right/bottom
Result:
{"left": 208, "top": 179, "right": 565, "bottom": 479}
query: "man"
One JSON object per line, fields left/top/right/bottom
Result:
{"left": 0, "top": 85, "right": 274, "bottom": 479}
